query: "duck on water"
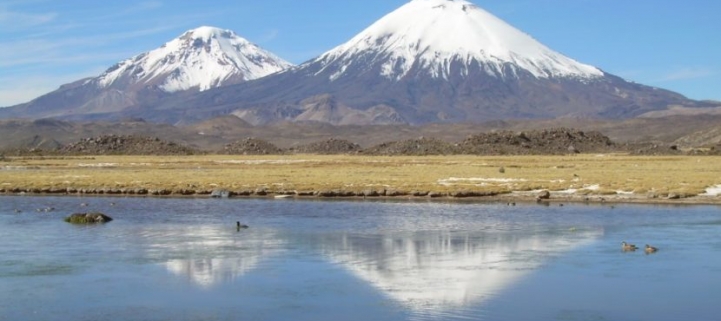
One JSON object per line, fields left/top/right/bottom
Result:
{"left": 622, "top": 241, "right": 639, "bottom": 251}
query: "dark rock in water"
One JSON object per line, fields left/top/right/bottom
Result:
{"left": 537, "top": 190, "right": 551, "bottom": 200}
{"left": 64, "top": 212, "right": 113, "bottom": 224}
{"left": 211, "top": 189, "right": 230, "bottom": 198}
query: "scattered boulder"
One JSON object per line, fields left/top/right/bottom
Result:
{"left": 627, "top": 143, "right": 685, "bottom": 156}
{"left": 221, "top": 138, "right": 284, "bottom": 155}
{"left": 290, "top": 138, "right": 361, "bottom": 154}
{"left": 460, "top": 128, "right": 615, "bottom": 155}
{"left": 537, "top": 190, "right": 551, "bottom": 200}
{"left": 64, "top": 212, "right": 113, "bottom": 224}
{"left": 361, "top": 137, "right": 460, "bottom": 156}
{"left": 211, "top": 189, "right": 230, "bottom": 198}
{"left": 60, "top": 135, "right": 197, "bottom": 155}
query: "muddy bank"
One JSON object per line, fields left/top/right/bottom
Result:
{"left": 2, "top": 186, "right": 719, "bottom": 205}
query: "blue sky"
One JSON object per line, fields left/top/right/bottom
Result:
{"left": 0, "top": 0, "right": 719, "bottom": 107}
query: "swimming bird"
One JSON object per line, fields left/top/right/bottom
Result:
{"left": 236, "top": 221, "right": 249, "bottom": 231}
{"left": 645, "top": 244, "right": 658, "bottom": 254}
{"left": 622, "top": 241, "right": 638, "bottom": 251}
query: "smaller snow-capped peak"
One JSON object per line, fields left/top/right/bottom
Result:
{"left": 98, "top": 26, "right": 292, "bottom": 92}
{"left": 314, "top": 0, "right": 603, "bottom": 81}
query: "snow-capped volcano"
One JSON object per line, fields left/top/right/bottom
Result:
{"left": 126, "top": 0, "right": 697, "bottom": 126}
{"left": 98, "top": 26, "right": 292, "bottom": 92}
{"left": 0, "top": 1, "right": 702, "bottom": 125}
{"left": 0, "top": 26, "right": 292, "bottom": 122}
{"left": 315, "top": 0, "right": 603, "bottom": 81}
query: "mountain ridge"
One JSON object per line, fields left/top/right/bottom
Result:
{"left": 124, "top": 0, "right": 700, "bottom": 126}
{"left": 0, "top": 0, "right": 711, "bottom": 125}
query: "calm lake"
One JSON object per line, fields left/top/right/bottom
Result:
{"left": 1, "top": 196, "right": 720, "bottom": 321}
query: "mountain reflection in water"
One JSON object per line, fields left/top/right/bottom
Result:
{"left": 158, "top": 222, "right": 602, "bottom": 311}
{"left": 3, "top": 197, "right": 721, "bottom": 321}
{"left": 320, "top": 229, "right": 602, "bottom": 312}
{"left": 131, "top": 225, "right": 287, "bottom": 288}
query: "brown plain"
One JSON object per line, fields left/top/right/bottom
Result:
{"left": 1, "top": 154, "right": 720, "bottom": 203}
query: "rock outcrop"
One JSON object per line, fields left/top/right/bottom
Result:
{"left": 61, "top": 135, "right": 197, "bottom": 155}
{"left": 221, "top": 138, "right": 284, "bottom": 155}
{"left": 64, "top": 212, "right": 114, "bottom": 224}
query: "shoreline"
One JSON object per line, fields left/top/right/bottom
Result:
{"left": 2, "top": 188, "right": 720, "bottom": 206}
{"left": 2, "top": 154, "right": 721, "bottom": 206}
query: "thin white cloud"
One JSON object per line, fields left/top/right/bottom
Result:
{"left": 0, "top": 0, "right": 237, "bottom": 106}
{"left": 82, "top": 1, "right": 164, "bottom": 22}
{"left": 659, "top": 67, "right": 715, "bottom": 82}
{"left": 0, "top": 67, "right": 106, "bottom": 107}
{"left": 0, "top": 8, "right": 57, "bottom": 29}
{"left": 258, "top": 29, "right": 280, "bottom": 43}
{"left": 0, "top": 25, "right": 178, "bottom": 68}
{"left": 138, "top": 1, "right": 163, "bottom": 10}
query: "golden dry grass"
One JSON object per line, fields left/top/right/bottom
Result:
{"left": 1, "top": 154, "right": 720, "bottom": 199}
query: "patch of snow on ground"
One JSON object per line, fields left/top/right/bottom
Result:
{"left": 544, "top": 184, "right": 601, "bottom": 195}
{"left": 438, "top": 177, "right": 527, "bottom": 186}
{"left": 701, "top": 185, "right": 721, "bottom": 196}
{"left": 2, "top": 166, "right": 40, "bottom": 170}
{"left": 77, "top": 163, "right": 118, "bottom": 167}
{"left": 215, "top": 160, "right": 312, "bottom": 165}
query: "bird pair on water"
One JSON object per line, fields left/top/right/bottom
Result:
{"left": 622, "top": 241, "right": 657, "bottom": 253}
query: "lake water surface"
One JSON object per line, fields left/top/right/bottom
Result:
{"left": 1, "top": 196, "right": 720, "bottom": 321}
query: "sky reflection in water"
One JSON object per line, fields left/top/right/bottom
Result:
{"left": 1, "top": 196, "right": 720, "bottom": 321}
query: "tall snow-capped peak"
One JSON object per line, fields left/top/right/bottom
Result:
{"left": 98, "top": 26, "right": 293, "bottom": 92}
{"left": 314, "top": 0, "right": 603, "bottom": 81}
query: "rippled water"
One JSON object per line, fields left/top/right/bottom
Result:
{"left": 1, "top": 196, "right": 720, "bottom": 321}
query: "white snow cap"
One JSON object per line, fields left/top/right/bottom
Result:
{"left": 316, "top": 0, "right": 603, "bottom": 80}
{"left": 98, "top": 26, "right": 293, "bottom": 92}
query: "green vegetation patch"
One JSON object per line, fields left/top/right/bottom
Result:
{"left": 64, "top": 212, "right": 114, "bottom": 224}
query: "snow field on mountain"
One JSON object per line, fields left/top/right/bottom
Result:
{"left": 315, "top": 0, "right": 603, "bottom": 80}
{"left": 98, "top": 26, "right": 292, "bottom": 92}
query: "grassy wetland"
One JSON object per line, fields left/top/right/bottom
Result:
{"left": 2, "top": 154, "right": 720, "bottom": 203}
